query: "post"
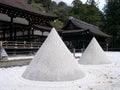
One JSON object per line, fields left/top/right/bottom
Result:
{"left": 73, "top": 48, "right": 76, "bottom": 58}
{"left": 24, "top": 41, "right": 26, "bottom": 48}
{"left": 14, "top": 41, "right": 18, "bottom": 48}
{"left": 82, "top": 40, "right": 85, "bottom": 51}
{"left": 0, "top": 41, "right": 2, "bottom": 60}
{"left": 28, "top": 20, "right": 32, "bottom": 42}
{"left": 106, "top": 43, "right": 109, "bottom": 51}
{"left": 32, "top": 28, "right": 34, "bottom": 39}
{"left": 31, "top": 43, "right": 33, "bottom": 48}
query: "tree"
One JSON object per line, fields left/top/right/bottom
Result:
{"left": 84, "top": 2, "right": 103, "bottom": 26}
{"left": 103, "top": 0, "right": 120, "bottom": 50}
{"left": 70, "top": 0, "right": 103, "bottom": 27}
{"left": 72, "top": 0, "right": 83, "bottom": 8}
{"left": 27, "top": 0, "right": 45, "bottom": 11}
{"left": 86, "top": 0, "right": 99, "bottom": 6}
{"left": 70, "top": 0, "right": 83, "bottom": 19}
{"left": 49, "top": 1, "right": 57, "bottom": 12}
{"left": 54, "top": 1, "right": 71, "bottom": 23}
{"left": 32, "top": 0, "right": 52, "bottom": 12}
{"left": 31, "top": 2, "right": 45, "bottom": 11}
{"left": 27, "top": 0, "right": 32, "bottom": 4}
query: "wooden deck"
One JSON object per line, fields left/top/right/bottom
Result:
{"left": 2, "top": 41, "right": 41, "bottom": 55}
{"left": 3, "top": 41, "right": 41, "bottom": 49}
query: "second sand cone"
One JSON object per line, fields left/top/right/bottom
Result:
{"left": 78, "top": 37, "right": 111, "bottom": 65}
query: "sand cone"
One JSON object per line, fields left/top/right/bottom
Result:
{"left": 0, "top": 41, "right": 8, "bottom": 60}
{"left": 22, "top": 28, "right": 84, "bottom": 81}
{"left": 78, "top": 37, "right": 111, "bottom": 65}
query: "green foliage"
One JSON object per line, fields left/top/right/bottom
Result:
{"left": 72, "top": 0, "right": 82, "bottom": 8}
{"left": 27, "top": 0, "right": 32, "bottom": 4}
{"left": 51, "top": 19, "right": 64, "bottom": 30}
{"left": 27, "top": 0, "right": 44, "bottom": 11}
{"left": 31, "top": 2, "right": 44, "bottom": 11}
{"left": 86, "top": 0, "right": 99, "bottom": 6}
{"left": 49, "top": 1, "right": 57, "bottom": 12}
{"left": 34, "top": 0, "right": 40, "bottom": 3}
{"left": 54, "top": 1, "right": 71, "bottom": 23}
{"left": 34, "top": 0, "right": 52, "bottom": 12}
{"left": 27, "top": 0, "right": 52, "bottom": 12}
{"left": 70, "top": 0, "right": 103, "bottom": 27}
{"left": 103, "top": 0, "right": 120, "bottom": 50}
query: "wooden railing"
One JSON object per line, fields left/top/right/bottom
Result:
{"left": 2, "top": 41, "right": 41, "bottom": 49}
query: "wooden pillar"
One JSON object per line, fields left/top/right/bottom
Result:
{"left": 32, "top": 28, "right": 34, "bottom": 41}
{"left": 28, "top": 28, "right": 30, "bottom": 41}
{"left": 41, "top": 31, "right": 43, "bottom": 36}
{"left": 3, "top": 30, "right": 5, "bottom": 40}
{"left": 41, "top": 31, "right": 44, "bottom": 42}
{"left": 32, "top": 28, "right": 34, "bottom": 35}
{"left": 22, "top": 29, "right": 24, "bottom": 36}
{"left": 28, "top": 21, "right": 32, "bottom": 42}
{"left": 14, "top": 28, "right": 16, "bottom": 40}
{"left": 10, "top": 17, "right": 13, "bottom": 41}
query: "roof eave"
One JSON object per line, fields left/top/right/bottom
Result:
{"left": 0, "top": 3, "right": 58, "bottom": 19}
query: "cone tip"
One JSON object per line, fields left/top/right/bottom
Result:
{"left": 51, "top": 27, "right": 56, "bottom": 31}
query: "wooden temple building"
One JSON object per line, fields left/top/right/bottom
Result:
{"left": 0, "top": 0, "right": 58, "bottom": 54}
{"left": 62, "top": 17, "right": 111, "bottom": 51}
{"left": 0, "top": 0, "right": 111, "bottom": 54}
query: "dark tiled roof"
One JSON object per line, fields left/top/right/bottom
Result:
{"left": 0, "top": 0, "right": 57, "bottom": 18}
{"left": 89, "top": 29, "right": 111, "bottom": 37}
{"left": 69, "top": 17, "right": 99, "bottom": 30}
{"left": 62, "top": 29, "right": 87, "bottom": 33}
{"left": 34, "top": 25, "right": 62, "bottom": 33}
{"left": 62, "top": 17, "right": 111, "bottom": 37}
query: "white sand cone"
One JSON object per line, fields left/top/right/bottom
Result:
{"left": 22, "top": 28, "right": 85, "bottom": 81}
{"left": 78, "top": 37, "right": 111, "bottom": 65}
{"left": 0, "top": 41, "right": 8, "bottom": 60}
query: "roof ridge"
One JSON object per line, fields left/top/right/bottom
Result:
{"left": 69, "top": 17, "right": 99, "bottom": 30}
